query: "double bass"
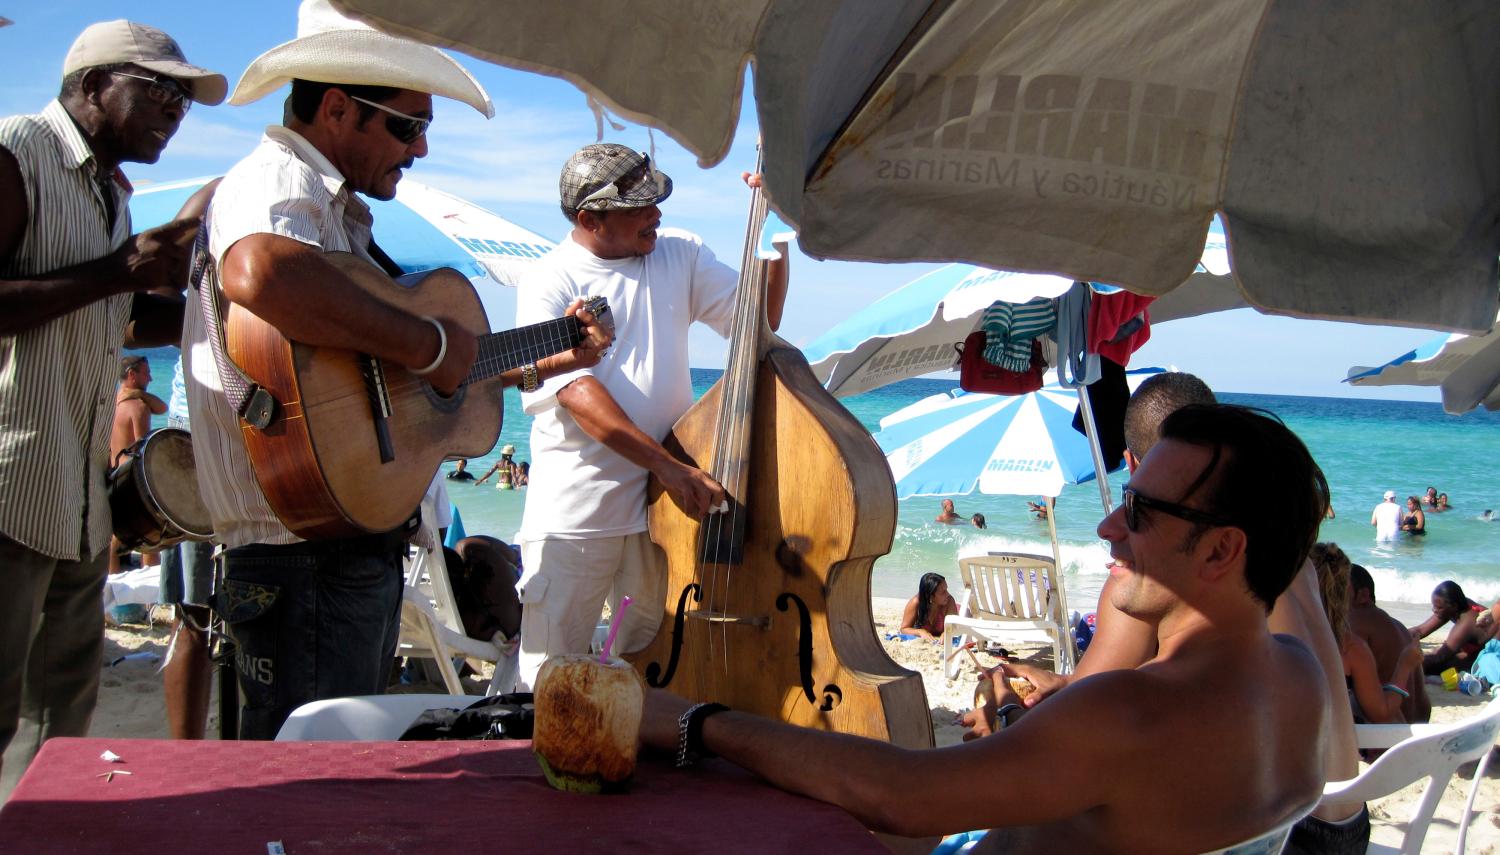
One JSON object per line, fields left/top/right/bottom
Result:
{"left": 625, "top": 173, "right": 932, "bottom": 749}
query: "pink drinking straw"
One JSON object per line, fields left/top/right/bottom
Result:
{"left": 599, "top": 595, "right": 633, "bottom": 662}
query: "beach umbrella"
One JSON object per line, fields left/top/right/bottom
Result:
{"left": 130, "top": 177, "right": 557, "bottom": 327}
{"left": 876, "top": 387, "right": 1106, "bottom": 500}
{"left": 804, "top": 219, "right": 1230, "bottom": 398}
{"left": 1345, "top": 313, "right": 1500, "bottom": 415}
{"left": 330, "top": 0, "right": 1500, "bottom": 333}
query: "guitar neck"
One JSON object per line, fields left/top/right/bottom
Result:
{"left": 466, "top": 315, "right": 583, "bottom": 383}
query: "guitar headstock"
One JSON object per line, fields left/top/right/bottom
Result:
{"left": 581, "top": 296, "right": 614, "bottom": 336}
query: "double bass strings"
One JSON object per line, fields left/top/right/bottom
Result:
{"left": 696, "top": 151, "right": 771, "bottom": 675}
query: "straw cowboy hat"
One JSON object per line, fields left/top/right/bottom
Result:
{"left": 228, "top": 0, "right": 493, "bottom": 117}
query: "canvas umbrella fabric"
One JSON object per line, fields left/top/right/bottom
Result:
{"left": 1345, "top": 314, "right": 1500, "bottom": 414}
{"left": 805, "top": 219, "right": 1231, "bottom": 398}
{"left": 129, "top": 176, "right": 556, "bottom": 327}
{"left": 330, "top": 0, "right": 1499, "bottom": 333}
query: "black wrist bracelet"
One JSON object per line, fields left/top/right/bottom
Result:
{"left": 676, "top": 702, "right": 730, "bottom": 768}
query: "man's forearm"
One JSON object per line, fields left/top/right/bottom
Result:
{"left": 0, "top": 257, "right": 132, "bottom": 336}
{"left": 123, "top": 294, "right": 186, "bottom": 348}
{"left": 557, "top": 377, "right": 677, "bottom": 474}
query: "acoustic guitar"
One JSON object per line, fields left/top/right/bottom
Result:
{"left": 225, "top": 252, "right": 608, "bottom": 539}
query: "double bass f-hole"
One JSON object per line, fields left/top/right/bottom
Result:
{"left": 777, "top": 593, "right": 843, "bottom": 711}
{"left": 642, "top": 582, "right": 700, "bottom": 688}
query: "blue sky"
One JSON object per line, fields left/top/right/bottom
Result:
{"left": 2, "top": 2, "right": 1457, "bottom": 401}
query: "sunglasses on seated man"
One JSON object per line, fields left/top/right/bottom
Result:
{"left": 110, "top": 71, "right": 193, "bottom": 112}
{"left": 349, "top": 95, "right": 431, "bottom": 145}
{"left": 1121, "top": 485, "right": 1238, "bottom": 533}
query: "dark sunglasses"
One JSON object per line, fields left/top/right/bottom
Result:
{"left": 349, "top": 95, "right": 431, "bottom": 145}
{"left": 109, "top": 71, "right": 192, "bottom": 112}
{"left": 1121, "top": 485, "right": 1238, "bottom": 533}
{"left": 578, "top": 155, "right": 656, "bottom": 208}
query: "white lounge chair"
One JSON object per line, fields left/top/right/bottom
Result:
{"left": 1199, "top": 800, "right": 1318, "bottom": 855}
{"left": 275, "top": 693, "right": 471, "bottom": 741}
{"left": 941, "top": 552, "right": 1074, "bottom": 679}
{"left": 1320, "top": 695, "right": 1500, "bottom": 854}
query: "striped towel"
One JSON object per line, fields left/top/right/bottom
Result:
{"left": 980, "top": 297, "right": 1057, "bottom": 371}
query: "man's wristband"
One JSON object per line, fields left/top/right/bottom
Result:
{"left": 520, "top": 362, "right": 540, "bottom": 393}
{"left": 994, "top": 703, "right": 1023, "bottom": 730}
{"left": 676, "top": 702, "right": 729, "bottom": 768}
{"left": 1381, "top": 683, "right": 1411, "bottom": 699}
{"left": 411, "top": 316, "right": 447, "bottom": 377}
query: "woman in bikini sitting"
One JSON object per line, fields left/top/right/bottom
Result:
{"left": 898, "top": 572, "right": 960, "bottom": 641}
{"left": 1410, "top": 580, "right": 1494, "bottom": 674}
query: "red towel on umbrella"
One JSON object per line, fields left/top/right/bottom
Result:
{"left": 1088, "top": 291, "right": 1155, "bottom": 365}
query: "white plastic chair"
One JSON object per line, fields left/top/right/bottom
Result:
{"left": 398, "top": 513, "right": 518, "bottom": 696}
{"left": 274, "top": 693, "right": 472, "bottom": 741}
{"left": 1319, "top": 695, "right": 1500, "bottom": 854}
{"left": 941, "top": 553, "right": 1074, "bottom": 679}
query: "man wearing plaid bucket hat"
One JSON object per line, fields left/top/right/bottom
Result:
{"left": 0, "top": 19, "right": 224, "bottom": 796}
{"left": 512, "top": 144, "right": 789, "bottom": 690}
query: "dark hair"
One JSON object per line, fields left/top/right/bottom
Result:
{"left": 1433, "top": 580, "right": 1470, "bottom": 611}
{"left": 1349, "top": 563, "right": 1375, "bottom": 598}
{"left": 1123, "top": 372, "right": 1216, "bottom": 460}
{"left": 1157, "top": 404, "right": 1329, "bottom": 611}
{"left": 287, "top": 78, "right": 399, "bottom": 125}
{"left": 119, "top": 355, "right": 147, "bottom": 380}
{"left": 970, "top": 513, "right": 986, "bottom": 529}
{"left": 915, "top": 572, "right": 946, "bottom": 631}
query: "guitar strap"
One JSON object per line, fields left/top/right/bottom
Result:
{"left": 190, "top": 216, "right": 278, "bottom": 430}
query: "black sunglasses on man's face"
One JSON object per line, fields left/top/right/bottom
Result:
{"left": 1121, "top": 485, "right": 1237, "bottom": 533}
{"left": 349, "top": 95, "right": 430, "bottom": 145}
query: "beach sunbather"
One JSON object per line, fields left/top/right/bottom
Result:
{"left": 0, "top": 20, "right": 224, "bottom": 796}
{"left": 1347, "top": 564, "right": 1430, "bottom": 723}
{"left": 640, "top": 404, "right": 1331, "bottom": 853}
{"left": 974, "top": 372, "right": 1369, "bottom": 851}
{"left": 1409, "top": 580, "right": 1495, "bottom": 675}
{"left": 1311, "top": 543, "right": 1418, "bottom": 724}
{"left": 896, "top": 572, "right": 958, "bottom": 640}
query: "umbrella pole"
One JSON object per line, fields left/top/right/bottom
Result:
{"left": 1075, "top": 388, "right": 1113, "bottom": 514}
{"left": 1044, "top": 495, "right": 1074, "bottom": 674}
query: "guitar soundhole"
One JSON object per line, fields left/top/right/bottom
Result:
{"left": 420, "top": 380, "right": 467, "bottom": 413}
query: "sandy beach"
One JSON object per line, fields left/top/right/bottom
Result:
{"left": 88, "top": 599, "right": 1500, "bottom": 852}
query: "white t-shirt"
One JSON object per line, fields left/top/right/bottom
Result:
{"left": 515, "top": 229, "right": 738, "bottom": 540}
{"left": 1372, "top": 501, "right": 1402, "bottom": 541}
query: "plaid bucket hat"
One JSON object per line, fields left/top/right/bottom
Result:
{"left": 561, "top": 144, "right": 672, "bottom": 213}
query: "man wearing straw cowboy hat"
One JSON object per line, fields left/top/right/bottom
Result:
{"left": 0, "top": 19, "right": 224, "bottom": 797}
{"left": 181, "top": 0, "right": 606, "bottom": 739}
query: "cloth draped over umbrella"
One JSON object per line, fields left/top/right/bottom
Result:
{"left": 1345, "top": 313, "right": 1500, "bottom": 415}
{"left": 129, "top": 176, "right": 556, "bottom": 329}
{"left": 331, "top": 0, "right": 1499, "bottom": 333}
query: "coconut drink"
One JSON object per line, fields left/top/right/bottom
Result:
{"left": 533, "top": 654, "right": 645, "bottom": 793}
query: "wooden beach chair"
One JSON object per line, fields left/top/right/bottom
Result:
{"left": 941, "top": 552, "right": 1075, "bottom": 679}
{"left": 1320, "top": 694, "right": 1500, "bottom": 854}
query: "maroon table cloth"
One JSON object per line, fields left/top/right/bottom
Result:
{"left": 0, "top": 737, "right": 885, "bottom": 853}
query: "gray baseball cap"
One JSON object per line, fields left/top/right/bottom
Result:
{"left": 63, "top": 20, "right": 227, "bottom": 106}
{"left": 560, "top": 144, "right": 672, "bottom": 213}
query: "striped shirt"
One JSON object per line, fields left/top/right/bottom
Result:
{"left": 980, "top": 297, "right": 1056, "bottom": 371}
{"left": 182, "top": 126, "right": 376, "bottom": 548}
{"left": 0, "top": 100, "right": 133, "bottom": 560}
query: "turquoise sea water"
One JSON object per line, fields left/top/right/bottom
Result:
{"left": 142, "top": 352, "right": 1500, "bottom": 615}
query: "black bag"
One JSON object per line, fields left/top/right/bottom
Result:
{"left": 398, "top": 692, "right": 535, "bottom": 740}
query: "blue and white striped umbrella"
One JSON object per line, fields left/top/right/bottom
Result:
{"left": 130, "top": 176, "right": 557, "bottom": 329}
{"left": 804, "top": 218, "right": 1234, "bottom": 398}
{"left": 1345, "top": 313, "right": 1500, "bottom": 414}
{"left": 874, "top": 386, "right": 1116, "bottom": 499}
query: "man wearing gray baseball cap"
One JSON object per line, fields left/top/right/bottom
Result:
{"left": 0, "top": 20, "right": 223, "bottom": 798}
{"left": 511, "top": 145, "right": 790, "bottom": 691}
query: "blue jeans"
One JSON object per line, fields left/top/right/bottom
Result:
{"left": 217, "top": 534, "right": 405, "bottom": 740}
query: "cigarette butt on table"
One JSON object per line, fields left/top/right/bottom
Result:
{"left": 100, "top": 750, "right": 122, "bottom": 763}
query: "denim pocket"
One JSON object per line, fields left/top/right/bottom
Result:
{"left": 218, "top": 577, "right": 281, "bottom": 625}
